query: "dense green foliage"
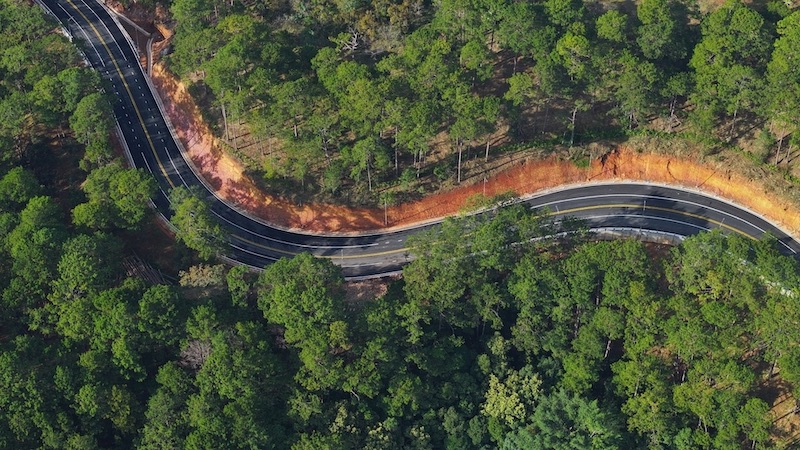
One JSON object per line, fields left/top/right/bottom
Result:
{"left": 0, "top": 0, "right": 150, "bottom": 231}
{"left": 164, "top": 0, "right": 798, "bottom": 203}
{"left": 5, "top": 162, "right": 800, "bottom": 450}
{"left": 1, "top": 0, "right": 99, "bottom": 166}
{"left": 5, "top": 0, "right": 800, "bottom": 448}
{"left": 168, "top": 186, "right": 225, "bottom": 260}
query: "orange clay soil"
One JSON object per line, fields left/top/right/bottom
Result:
{"left": 148, "top": 62, "right": 800, "bottom": 237}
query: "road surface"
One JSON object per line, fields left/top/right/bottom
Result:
{"left": 39, "top": 0, "right": 800, "bottom": 278}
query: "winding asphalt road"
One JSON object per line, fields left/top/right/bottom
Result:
{"left": 39, "top": 0, "right": 800, "bottom": 278}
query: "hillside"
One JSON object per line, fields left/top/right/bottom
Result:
{"left": 5, "top": 0, "right": 800, "bottom": 447}
{"left": 136, "top": 0, "right": 800, "bottom": 214}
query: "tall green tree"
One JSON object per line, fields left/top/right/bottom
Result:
{"left": 502, "top": 389, "right": 625, "bottom": 449}
{"left": 0, "top": 335, "right": 77, "bottom": 448}
{"left": 498, "top": 1, "right": 554, "bottom": 64}
{"left": 138, "top": 285, "right": 184, "bottom": 350}
{"left": 544, "top": 0, "right": 585, "bottom": 29}
{"left": 168, "top": 186, "right": 224, "bottom": 261}
{"left": 73, "top": 161, "right": 156, "bottom": 230}
{"left": 5, "top": 196, "right": 66, "bottom": 303}
{"left": 69, "top": 92, "right": 113, "bottom": 145}
{"left": 343, "top": 136, "right": 390, "bottom": 191}
{"left": 596, "top": 10, "right": 630, "bottom": 45}
{"left": 138, "top": 362, "right": 192, "bottom": 450}
{"left": 689, "top": 1, "right": 771, "bottom": 135}
{"left": 608, "top": 52, "right": 660, "bottom": 127}
{"left": 257, "top": 253, "right": 350, "bottom": 391}
{"left": 0, "top": 167, "right": 41, "bottom": 209}
{"left": 764, "top": 11, "right": 800, "bottom": 162}
{"left": 185, "top": 322, "right": 288, "bottom": 449}
{"left": 44, "top": 232, "right": 123, "bottom": 341}
{"left": 636, "top": 0, "right": 693, "bottom": 65}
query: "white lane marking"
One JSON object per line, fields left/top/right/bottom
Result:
{"left": 211, "top": 209, "right": 383, "bottom": 251}
{"left": 228, "top": 242, "right": 280, "bottom": 261}
{"left": 538, "top": 193, "right": 797, "bottom": 254}
{"left": 141, "top": 151, "right": 171, "bottom": 204}
{"left": 536, "top": 193, "right": 765, "bottom": 232}
{"left": 76, "top": 0, "right": 127, "bottom": 62}
{"left": 165, "top": 146, "right": 190, "bottom": 187}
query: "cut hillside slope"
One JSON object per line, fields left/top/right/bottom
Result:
{"left": 148, "top": 61, "right": 800, "bottom": 236}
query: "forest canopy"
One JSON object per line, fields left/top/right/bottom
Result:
{"left": 4, "top": 175, "right": 800, "bottom": 448}
{"left": 3, "top": 0, "right": 800, "bottom": 448}
{"left": 161, "top": 0, "right": 800, "bottom": 205}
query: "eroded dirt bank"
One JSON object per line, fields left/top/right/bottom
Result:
{"left": 147, "top": 63, "right": 800, "bottom": 236}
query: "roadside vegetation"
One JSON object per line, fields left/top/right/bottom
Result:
{"left": 156, "top": 0, "right": 799, "bottom": 207}
{"left": 6, "top": 164, "right": 800, "bottom": 449}
{"left": 6, "top": 0, "right": 800, "bottom": 448}
{"left": 0, "top": 0, "right": 236, "bottom": 264}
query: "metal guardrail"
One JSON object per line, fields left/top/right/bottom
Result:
{"left": 591, "top": 227, "right": 685, "bottom": 246}
{"left": 345, "top": 229, "right": 686, "bottom": 281}
{"left": 146, "top": 34, "right": 155, "bottom": 76}
{"left": 34, "top": 0, "right": 58, "bottom": 19}
{"left": 100, "top": 1, "right": 151, "bottom": 37}
{"left": 95, "top": 0, "right": 139, "bottom": 56}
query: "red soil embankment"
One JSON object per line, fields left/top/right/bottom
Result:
{"left": 148, "top": 63, "right": 800, "bottom": 236}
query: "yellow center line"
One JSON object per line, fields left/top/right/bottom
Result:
{"left": 64, "top": 0, "right": 175, "bottom": 189}
{"left": 231, "top": 203, "right": 758, "bottom": 260}
{"left": 551, "top": 203, "right": 755, "bottom": 239}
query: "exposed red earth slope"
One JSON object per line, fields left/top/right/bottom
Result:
{"left": 148, "top": 61, "right": 800, "bottom": 236}
{"left": 101, "top": 0, "right": 796, "bottom": 238}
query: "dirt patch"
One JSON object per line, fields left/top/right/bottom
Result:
{"left": 120, "top": 214, "right": 182, "bottom": 279}
{"left": 755, "top": 373, "right": 800, "bottom": 447}
{"left": 342, "top": 277, "right": 393, "bottom": 310}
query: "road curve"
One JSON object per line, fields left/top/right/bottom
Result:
{"left": 39, "top": 0, "right": 800, "bottom": 278}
